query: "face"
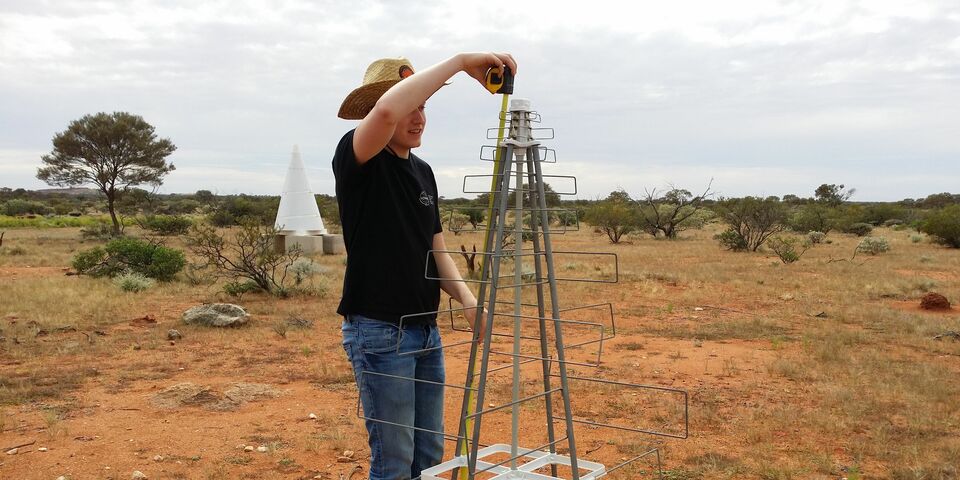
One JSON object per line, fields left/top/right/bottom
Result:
{"left": 389, "top": 104, "right": 426, "bottom": 153}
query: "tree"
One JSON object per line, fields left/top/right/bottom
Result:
{"left": 584, "top": 191, "right": 640, "bottom": 244}
{"left": 814, "top": 183, "right": 855, "bottom": 206}
{"left": 920, "top": 205, "right": 960, "bottom": 248}
{"left": 789, "top": 203, "right": 839, "bottom": 234}
{"left": 37, "top": 112, "right": 176, "bottom": 235}
{"left": 714, "top": 197, "right": 787, "bottom": 251}
{"left": 637, "top": 181, "right": 712, "bottom": 238}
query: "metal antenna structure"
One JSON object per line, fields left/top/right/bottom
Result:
{"left": 358, "top": 99, "right": 689, "bottom": 479}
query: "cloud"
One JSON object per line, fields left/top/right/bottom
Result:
{"left": 1, "top": 0, "right": 958, "bottom": 201}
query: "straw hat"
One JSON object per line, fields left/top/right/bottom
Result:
{"left": 338, "top": 57, "right": 415, "bottom": 120}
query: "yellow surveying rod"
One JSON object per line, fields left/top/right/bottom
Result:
{"left": 458, "top": 66, "right": 513, "bottom": 479}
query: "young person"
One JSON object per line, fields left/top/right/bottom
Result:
{"left": 333, "top": 52, "right": 517, "bottom": 480}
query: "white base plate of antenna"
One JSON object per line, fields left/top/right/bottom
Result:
{"left": 420, "top": 444, "right": 606, "bottom": 480}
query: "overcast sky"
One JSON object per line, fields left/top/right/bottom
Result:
{"left": 1, "top": 0, "right": 958, "bottom": 201}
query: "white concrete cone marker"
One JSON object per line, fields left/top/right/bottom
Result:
{"left": 275, "top": 145, "right": 326, "bottom": 235}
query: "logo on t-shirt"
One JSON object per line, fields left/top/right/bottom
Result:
{"left": 419, "top": 191, "right": 434, "bottom": 206}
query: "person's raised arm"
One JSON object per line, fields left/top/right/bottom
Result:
{"left": 352, "top": 52, "right": 517, "bottom": 164}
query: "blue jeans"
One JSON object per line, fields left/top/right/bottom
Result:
{"left": 342, "top": 315, "right": 446, "bottom": 480}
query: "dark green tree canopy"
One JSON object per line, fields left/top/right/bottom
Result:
{"left": 37, "top": 112, "right": 176, "bottom": 234}
{"left": 814, "top": 183, "right": 854, "bottom": 206}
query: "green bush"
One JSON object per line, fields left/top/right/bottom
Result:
{"left": 72, "top": 247, "right": 107, "bottom": 273}
{"left": 883, "top": 218, "right": 904, "bottom": 227}
{"left": 807, "top": 231, "right": 826, "bottom": 244}
{"left": 713, "top": 197, "right": 787, "bottom": 251}
{"left": 788, "top": 204, "right": 838, "bottom": 234}
{"left": 72, "top": 237, "right": 185, "bottom": 280}
{"left": 767, "top": 236, "right": 810, "bottom": 264}
{"left": 80, "top": 222, "right": 117, "bottom": 240}
{"left": 113, "top": 272, "right": 155, "bottom": 292}
{"left": 857, "top": 237, "right": 890, "bottom": 255}
{"left": 584, "top": 200, "right": 639, "bottom": 244}
{"left": 920, "top": 205, "right": 960, "bottom": 248}
{"left": 715, "top": 229, "right": 748, "bottom": 251}
{"left": 910, "top": 234, "right": 924, "bottom": 243}
{"left": 140, "top": 215, "right": 192, "bottom": 236}
{"left": 223, "top": 280, "right": 261, "bottom": 299}
{"left": 1, "top": 199, "right": 51, "bottom": 216}
{"left": 557, "top": 210, "right": 578, "bottom": 227}
{"left": 845, "top": 222, "right": 873, "bottom": 237}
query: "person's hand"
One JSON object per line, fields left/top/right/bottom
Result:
{"left": 459, "top": 52, "right": 517, "bottom": 90}
{"left": 462, "top": 297, "right": 485, "bottom": 342}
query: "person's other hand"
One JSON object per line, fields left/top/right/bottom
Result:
{"left": 459, "top": 52, "right": 517, "bottom": 90}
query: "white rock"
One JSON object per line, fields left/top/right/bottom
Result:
{"left": 132, "top": 471, "right": 148, "bottom": 479}
{"left": 153, "top": 455, "right": 163, "bottom": 462}
{"left": 256, "top": 445, "right": 269, "bottom": 453}
{"left": 5, "top": 448, "right": 17, "bottom": 455}
{"left": 57, "top": 477, "right": 67, "bottom": 480}
{"left": 308, "top": 413, "right": 318, "bottom": 420}
{"left": 694, "top": 307, "right": 704, "bottom": 311}
{"left": 244, "top": 446, "right": 254, "bottom": 452}
{"left": 39, "top": 447, "right": 49, "bottom": 452}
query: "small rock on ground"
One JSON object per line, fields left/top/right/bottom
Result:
{"left": 132, "top": 471, "right": 148, "bottom": 479}
{"left": 182, "top": 303, "right": 250, "bottom": 327}
{"left": 166, "top": 329, "right": 182, "bottom": 340}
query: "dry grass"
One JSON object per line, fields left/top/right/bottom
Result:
{"left": 1, "top": 223, "right": 959, "bottom": 478}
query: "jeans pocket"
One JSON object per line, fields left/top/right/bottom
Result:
{"left": 359, "top": 320, "right": 401, "bottom": 354}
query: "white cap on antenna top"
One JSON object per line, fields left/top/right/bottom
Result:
{"left": 509, "top": 98, "right": 531, "bottom": 112}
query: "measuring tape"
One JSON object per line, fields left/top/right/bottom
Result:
{"left": 457, "top": 65, "right": 514, "bottom": 479}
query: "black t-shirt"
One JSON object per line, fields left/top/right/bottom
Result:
{"left": 332, "top": 129, "right": 442, "bottom": 325}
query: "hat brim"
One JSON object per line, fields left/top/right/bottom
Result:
{"left": 337, "top": 80, "right": 399, "bottom": 120}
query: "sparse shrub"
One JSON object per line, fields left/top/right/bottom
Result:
{"left": 715, "top": 229, "right": 748, "bottom": 251}
{"left": 456, "top": 207, "right": 485, "bottom": 229}
{"left": 140, "top": 215, "right": 192, "bottom": 236}
{"left": 206, "top": 195, "right": 278, "bottom": 227}
{"left": 1, "top": 199, "right": 51, "bottom": 216}
{"left": 181, "top": 263, "right": 215, "bottom": 285}
{"left": 788, "top": 204, "right": 838, "bottom": 234}
{"left": 857, "top": 236, "right": 890, "bottom": 255}
{"left": 910, "top": 234, "right": 924, "bottom": 243}
{"left": 72, "top": 246, "right": 106, "bottom": 273}
{"left": 187, "top": 220, "right": 304, "bottom": 296}
{"left": 447, "top": 211, "right": 470, "bottom": 234}
{"left": 72, "top": 237, "right": 185, "bottom": 280}
{"left": 767, "top": 236, "right": 810, "bottom": 264}
{"left": 883, "top": 218, "right": 904, "bottom": 227}
{"left": 807, "top": 231, "right": 826, "bottom": 244}
{"left": 584, "top": 199, "right": 639, "bottom": 244}
{"left": 113, "top": 272, "right": 155, "bottom": 292}
{"left": 919, "top": 205, "right": 960, "bottom": 248}
{"left": 557, "top": 210, "right": 578, "bottom": 227}
{"left": 713, "top": 196, "right": 786, "bottom": 251}
{"left": 80, "top": 222, "right": 118, "bottom": 240}
{"left": 223, "top": 280, "right": 261, "bottom": 300}
{"left": 845, "top": 222, "right": 873, "bottom": 237}
{"left": 4, "top": 245, "right": 27, "bottom": 256}
{"left": 290, "top": 257, "right": 324, "bottom": 285}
